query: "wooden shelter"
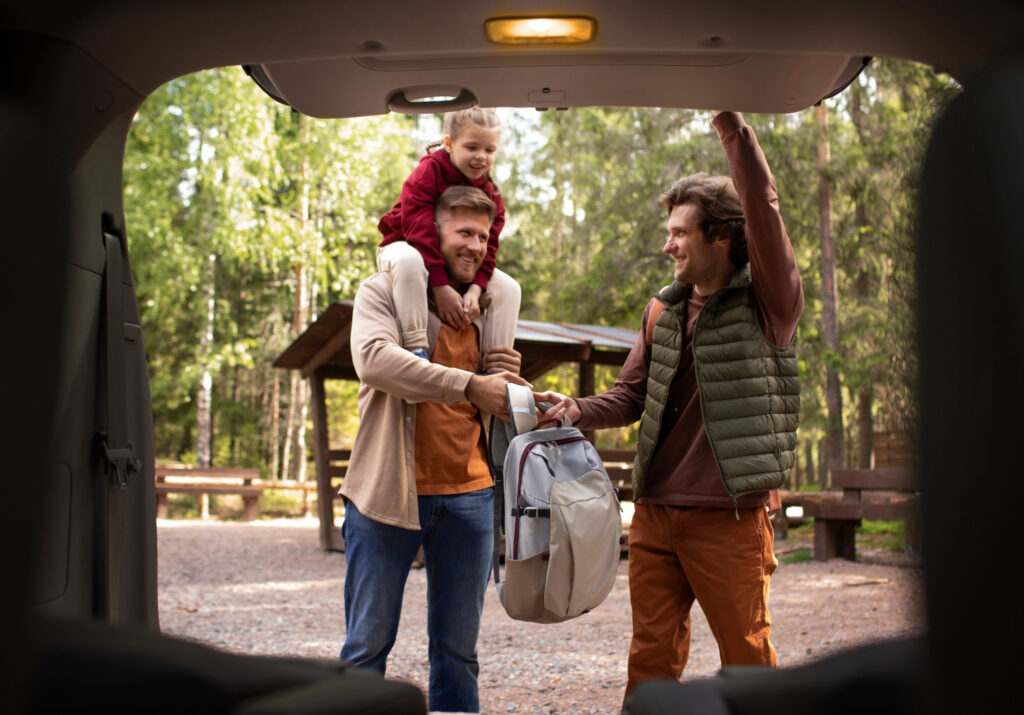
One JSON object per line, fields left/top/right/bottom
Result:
{"left": 272, "top": 301, "right": 637, "bottom": 551}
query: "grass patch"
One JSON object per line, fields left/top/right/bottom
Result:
{"left": 259, "top": 490, "right": 313, "bottom": 518}
{"left": 858, "top": 519, "right": 905, "bottom": 552}
{"left": 165, "top": 494, "right": 199, "bottom": 519}
{"left": 781, "top": 547, "right": 812, "bottom": 564}
{"left": 163, "top": 494, "right": 254, "bottom": 521}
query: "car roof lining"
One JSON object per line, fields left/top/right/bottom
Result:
{"left": 2, "top": 2, "right": 1021, "bottom": 117}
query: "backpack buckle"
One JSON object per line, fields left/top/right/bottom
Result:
{"left": 511, "top": 506, "right": 550, "bottom": 518}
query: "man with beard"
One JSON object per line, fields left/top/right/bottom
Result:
{"left": 339, "top": 185, "right": 526, "bottom": 714}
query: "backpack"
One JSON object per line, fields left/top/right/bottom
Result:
{"left": 488, "top": 384, "right": 622, "bottom": 624}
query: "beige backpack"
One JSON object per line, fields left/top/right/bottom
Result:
{"left": 489, "top": 385, "right": 622, "bottom": 624}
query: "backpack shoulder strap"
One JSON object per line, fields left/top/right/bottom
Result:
{"left": 645, "top": 299, "right": 666, "bottom": 346}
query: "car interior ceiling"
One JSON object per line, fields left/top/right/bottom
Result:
{"left": 1, "top": 1, "right": 1022, "bottom": 713}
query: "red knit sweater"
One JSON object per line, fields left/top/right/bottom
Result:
{"left": 378, "top": 149, "right": 505, "bottom": 290}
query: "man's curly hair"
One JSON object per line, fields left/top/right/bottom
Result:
{"left": 658, "top": 173, "right": 748, "bottom": 267}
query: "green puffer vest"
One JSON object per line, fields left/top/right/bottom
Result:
{"left": 633, "top": 266, "right": 800, "bottom": 502}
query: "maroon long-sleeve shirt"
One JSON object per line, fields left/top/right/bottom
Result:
{"left": 577, "top": 112, "right": 804, "bottom": 509}
{"left": 378, "top": 149, "right": 505, "bottom": 290}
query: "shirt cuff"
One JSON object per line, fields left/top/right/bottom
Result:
{"left": 712, "top": 111, "right": 744, "bottom": 141}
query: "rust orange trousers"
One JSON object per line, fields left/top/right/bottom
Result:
{"left": 624, "top": 503, "right": 778, "bottom": 698}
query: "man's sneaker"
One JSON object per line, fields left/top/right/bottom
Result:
{"left": 411, "top": 348, "right": 429, "bottom": 360}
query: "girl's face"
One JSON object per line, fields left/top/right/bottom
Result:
{"left": 444, "top": 123, "right": 500, "bottom": 180}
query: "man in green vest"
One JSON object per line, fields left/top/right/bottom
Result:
{"left": 536, "top": 111, "right": 803, "bottom": 703}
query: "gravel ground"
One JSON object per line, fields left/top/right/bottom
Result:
{"left": 157, "top": 517, "right": 925, "bottom": 714}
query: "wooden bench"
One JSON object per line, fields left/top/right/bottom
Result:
{"left": 803, "top": 467, "right": 919, "bottom": 561}
{"left": 155, "top": 467, "right": 264, "bottom": 521}
{"left": 774, "top": 488, "right": 855, "bottom": 537}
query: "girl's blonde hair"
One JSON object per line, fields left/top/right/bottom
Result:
{"left": 426, "top": 108, "right": 501, "bottom": 152}
{"left": 444, "top": 107, "right": 501, "bottom": 140}
{"left": 427, "top": 107, "right": 502, "bottom": 193}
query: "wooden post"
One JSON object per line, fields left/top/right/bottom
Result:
{"left": 242, "top": 496, "right": 259, "bottom": 521}
{"left": 578, "top": 361, "right": 595, "bottom": 443}
{"left": 813, "top": 519, "right": 857, "bottom": 561}
{"left": 155, "top": 475, "right": 168, "bottom": 518}
{"left": 309, "top": 371, "right": 337, "bottom": 551}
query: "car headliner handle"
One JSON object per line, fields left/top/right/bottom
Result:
{"left": 387, "top": 88, "right": 478, "bottom": 114}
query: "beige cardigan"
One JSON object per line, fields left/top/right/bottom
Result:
{"left": 338, "top": 271, "right": 487, "bottom": 530}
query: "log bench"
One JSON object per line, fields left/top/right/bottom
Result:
{"left": 155, "top": 467, "right": 263, "bottom": 521}
{"left": 803, "top": 467, "right": 920, "bottom": 561}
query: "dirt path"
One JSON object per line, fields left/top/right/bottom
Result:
{"left": 158, "top": 518, "right": 925, "bottom": 713}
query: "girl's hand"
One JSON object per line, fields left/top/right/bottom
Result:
{"left": 462, "top": 288, "right": 481, "bottom": 323}
{"left": 432, "top": 284, "right": 470, "bottom": 329}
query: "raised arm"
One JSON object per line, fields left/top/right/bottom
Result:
{"left": 713, "top": 111, "right": 804, "bottom": 346}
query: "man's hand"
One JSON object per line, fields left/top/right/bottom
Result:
{"left": 466, "top": 371, "right": 532, "bottom": 419}
{"left": 532, "top": 390, "right": 581, "bottom": 425}
{"left": 432, "top": 284, "right": 469, "bottom": 329}
{"left": 482, "top": 346, "right": 521, "bottom": 375}
{"left": 463, "top": 284, "right": 482, "bottom": 323}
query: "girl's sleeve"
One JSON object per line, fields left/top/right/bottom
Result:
{"left": 472, "top": 191, "right": 504, "bottom": 291}
{"left": 400, "top": 159, "right": 450, "bottom": 289}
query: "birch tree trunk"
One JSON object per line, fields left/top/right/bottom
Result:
{"left": 196, "top": 252, "right": 216, "bottom": 468}
{"left": 283, "top": 115, "right": 313, "bottom": 481}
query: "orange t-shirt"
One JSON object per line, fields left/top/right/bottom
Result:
{"left": 414, "top": 323, "right": 492, "bottom": 495}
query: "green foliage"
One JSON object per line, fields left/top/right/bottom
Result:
{"left": 502, "top": 107, "right": 722, "bottom": 326}
{"left": 859, "top": 519, "right": 906, "bottom": 552}
{"left": 781, "top": 547, "right": 812, "bottom": 564}
{"left": 126, "top": 67, "right": 412, "bottom": 466}
{"left": 259, "top": 490, "right": 311, "bottom": 518}
{"left": 127, "top": 60, "right": 955, "bottom": 486}
{"left": 163, "top": 495, "right": 199, "bottom": 519}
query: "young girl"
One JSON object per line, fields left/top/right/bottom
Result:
{"left": 376, "top": 108, "right": 520, "bottom": 361}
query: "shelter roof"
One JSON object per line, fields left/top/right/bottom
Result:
{"left": 272, "top": 301, "right": 637, "bottom": 381}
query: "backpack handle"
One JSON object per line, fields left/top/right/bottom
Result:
{"left": 506, "top": 383, "right": 538, "bottom": 435}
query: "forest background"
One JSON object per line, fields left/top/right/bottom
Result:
{"left": 124, "top": 59, "right": 957, "bottom": 486}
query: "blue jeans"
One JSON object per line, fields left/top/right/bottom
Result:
{"left": 339, "top": 488, "right": 494, "bottom": 713}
